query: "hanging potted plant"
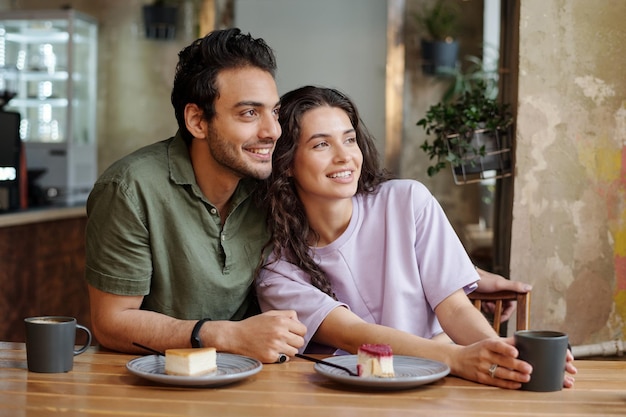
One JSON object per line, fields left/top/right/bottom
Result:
{"left": 416, "top": 79, "right": 514, "bottom": 183}
{"left": 415, "top": 0, "right": 460, "bottom": 75}
{"left": 143, "top": 0, "right": 179, "bottom": 40}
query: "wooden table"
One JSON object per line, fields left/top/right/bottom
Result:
{"left": 1, "top": 341, "right": 625, "bottom": 416}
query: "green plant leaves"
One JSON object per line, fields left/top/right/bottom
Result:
{"left": 417, "top": 80, "right": 513, "bottom": 176}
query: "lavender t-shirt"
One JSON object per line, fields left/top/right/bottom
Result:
{"left": 256, "top": 179, "right": 479, "bottom": 353}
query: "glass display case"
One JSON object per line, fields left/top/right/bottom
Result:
{"left": 0, "top": 9, "right": 97, "bottom": 205}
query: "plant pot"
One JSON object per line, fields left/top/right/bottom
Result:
{"left": 143, "top": 5, "right": 178, "bottom": 40}
{"left": 421, "top": 39, "right": 459, "bottom": 75}
{"left": 448, "top": 127, "right": 513, "bottom": 184}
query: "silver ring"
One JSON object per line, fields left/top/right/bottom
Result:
{"left": 488, "top": 363, "right": 498, "bottom": 378}
{"left": 276, "top": 353, "right": 287, "bottom": 363}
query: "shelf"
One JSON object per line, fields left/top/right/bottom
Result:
{"left": 5, "top": 30, "right": 69, "bottom": 43}
{"left": 17, "top": 71, "right": 70, "bottom": 81}
{"left": 8, "top": 98, "right": 69, "bottom": 107}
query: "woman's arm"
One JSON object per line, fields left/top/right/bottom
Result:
{"left": 313, "top": 306, "right": 531, "bottom": 389}
{"left": 435, "top": 289, "right": 499, "bottom": 344}
{"left": 435, "top": 288, "right": 577, "bottom": 388}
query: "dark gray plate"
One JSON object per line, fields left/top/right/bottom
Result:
{"left": 126, "top": 353, "right": 262, "bottom": 387}
{"left": 314, "top": 355, "right": 449, "bottom": 389}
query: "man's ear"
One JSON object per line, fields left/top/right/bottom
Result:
{"left": 184, "top": 103, "right": 207, "bottom": 139}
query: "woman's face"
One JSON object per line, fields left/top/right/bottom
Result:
{"left": 290, "top": 105, "right": 363, "bottom": 205}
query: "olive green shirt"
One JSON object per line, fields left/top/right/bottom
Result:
{"left": 85, "top": 133, "right": 267, "bottom": 320}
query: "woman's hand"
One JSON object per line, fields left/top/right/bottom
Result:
{"left": 449, "top": 337, "right": 532, "bottom": 389}
{"left": 449, "top": 337, "right": 577, "bottom": 389}
{"left": 563, "top": 348, "right": 577, "bottom": 387}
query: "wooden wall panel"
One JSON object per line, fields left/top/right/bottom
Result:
{"left": 0, "top": 216, "right": 93, "bottom": 345}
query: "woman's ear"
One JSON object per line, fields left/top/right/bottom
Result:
{"left": 184, "top": 103, "right": 207, "bottom": 139}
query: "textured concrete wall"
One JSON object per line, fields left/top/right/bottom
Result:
{"left": 513, "top": 0, "right": 626, "bottom": 345}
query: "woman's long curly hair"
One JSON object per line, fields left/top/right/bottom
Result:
{"left": 260, "top": 86, "right": 391, "bottom": 298}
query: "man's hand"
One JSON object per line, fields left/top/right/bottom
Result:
{"left": 474, "top": 268, "right": 532, "bottom": 322}
{"left": 218, "top": 310, "right": 307, "bottom": 363}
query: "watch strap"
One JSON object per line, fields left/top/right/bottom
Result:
{"left": 190, "top": 318, "right": 211, "bottom": 348}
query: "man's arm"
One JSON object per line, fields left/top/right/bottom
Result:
{"left": 475, "top": 268, "right": 532, "bottom": 293}
{"left": 88, "top": 285, "right": 306, "bottom": 363}
{"left": 474, "top": 268, "right": 532, "bottom": 322}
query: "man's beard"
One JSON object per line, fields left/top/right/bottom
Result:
{"left": 206, "top": 128, "right": 273, "bottom": 180}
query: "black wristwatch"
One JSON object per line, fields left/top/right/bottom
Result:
{"left": 190, "top": 318, "right": 211, "bottom": 348}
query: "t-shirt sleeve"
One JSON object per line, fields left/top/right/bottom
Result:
{"left": 84, "top": 180, "right": 152, "bottom": 295}
{"left": 411, "top": 184, "right": 480, "bottom": 309}
{"left": 256, "top": 260, "right": 347, "bottom": 353}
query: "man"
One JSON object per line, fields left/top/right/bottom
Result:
{"left": 85, "top": 28, "right": 305, "bottom": 363}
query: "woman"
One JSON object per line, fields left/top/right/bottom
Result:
{"left": 256, "top": 86, "right": 575, "bottom": 389}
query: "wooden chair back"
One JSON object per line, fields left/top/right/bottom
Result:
{"left": 468, "top": 290, "right": 530, "bottom": 334}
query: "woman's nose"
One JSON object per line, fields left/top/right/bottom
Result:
{"left": 334, "top": 146, "right": 353, "bottom": 163}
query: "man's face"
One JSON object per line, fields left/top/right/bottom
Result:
{"left": 205, "top": 67, "right": 281, "bottom": 180}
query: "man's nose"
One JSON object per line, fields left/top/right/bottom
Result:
{"left": 260, "top": 115, "right": 281, "bottom": 140}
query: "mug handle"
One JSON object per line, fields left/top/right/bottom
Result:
{"left": 74, "top": 324, "right": 92, "bottom": 355}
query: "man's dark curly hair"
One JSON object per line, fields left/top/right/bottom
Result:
{"left": 171, "top": 28, "right": 277, "bottom": 145}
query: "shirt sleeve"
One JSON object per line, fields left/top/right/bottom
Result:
{"left": 256, "top": 259, "right": 347, "bottom": 353}
{"left": 85, "top": 180, "right": 152, "bottom": 295}
{"left": 412, "top": 187, "right": 480, "bottom": 309}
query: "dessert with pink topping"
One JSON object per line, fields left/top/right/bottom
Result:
{"left": 357, "top": 344, "right": 395, "bottom": 377}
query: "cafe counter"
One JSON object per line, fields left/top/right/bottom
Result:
{"left": 0, "top": 206, "right": 92, "bottom": 344}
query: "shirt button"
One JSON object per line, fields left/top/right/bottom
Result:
{"left": 210, "top": 208, "right": 217, "bottom": 215}
{"left": 221, "top": 234, "right": 226, "bottom": 241}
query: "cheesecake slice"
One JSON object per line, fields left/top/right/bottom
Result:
{"left": 164, "top": 348, "right": 217, "bottom": 376}
{"left": 357, "top": 344, "right": 395, "bottom": 378}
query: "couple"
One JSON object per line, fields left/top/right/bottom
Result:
{"left": 85, "top": 28, "right": 574, "bottom": 389}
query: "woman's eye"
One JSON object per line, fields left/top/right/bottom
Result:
{"left": 346, "top": 137, "right": 357, "bottom": 144}
{"left": 312, "top": 141, "right": 329, "bottom": 149}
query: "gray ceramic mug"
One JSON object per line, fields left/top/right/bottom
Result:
{"left": 514, "top": 330, "right": 568, "bottom": 392}
{"left": 24, "top": 316, "right": 92, "bottom": 373}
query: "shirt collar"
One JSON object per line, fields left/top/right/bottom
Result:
{"left": 168, "top": 132, "right": 195, "bottom": 186}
